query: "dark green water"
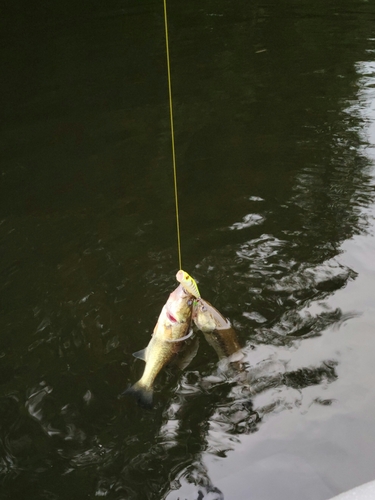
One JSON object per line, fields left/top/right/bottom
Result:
{"left": 2, "top": 1, "right": 375, "bottom": 499}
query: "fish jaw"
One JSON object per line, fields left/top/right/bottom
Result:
{"left": 154, "top": 307, "right": 192, "bottom": 341}
{"left": 193, "top": 299, "right": 231, "bottom": 332}
{"left": 193, "top": 303, "right": 217, "bottom": 332}
{"left": 159, "top": 285, "right": 194, "bottom": 331}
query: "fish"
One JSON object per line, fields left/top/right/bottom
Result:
{"left": 203, "top": 328, "right": 243, "bottom": 365}
{"left": 124, "top": 284, "right": 194, "bottom": 408}
{"left": 176, "top": 269, "right": 201, "bottom": 298}
{"left": 172, "top": 334, "right": 200, "bottom": 371}
{"left": 193, "top": 298, "right": 243, "bottom": 362}
{"left": 192, "top": 298, "right": 231, "bottom": 332}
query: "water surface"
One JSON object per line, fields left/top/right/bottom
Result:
{"left": 1, "top": 1, "right": 375, "bottom": 499}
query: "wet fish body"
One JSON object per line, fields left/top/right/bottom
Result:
{"left": 203, "top": 329, "right": 243, "bottom": 362}
{"left": 193, "top": 298, "right": 231, "bottom": 332}
{"left": 193, "top": 298, "right": 242, "bottom": 361}
{"left": 125, "top": 284, "right": 194, "bottom": 407}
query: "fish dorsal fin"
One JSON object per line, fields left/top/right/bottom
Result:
{"left": 132, "top": 348, "right": 147, "bottom": 361}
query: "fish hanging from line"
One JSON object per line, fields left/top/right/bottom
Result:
{"left": 124, "top": 269, "right": 243, "bottom": 408}
{"left": 124, "top": 284, "right": 195, "bottom": 408}
{"left": 193, "top": 297, "right": 243, "bottom": 362}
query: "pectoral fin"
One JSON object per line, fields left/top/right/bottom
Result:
{"left": 132, "top": 348, "right": 147, "bottom": 361}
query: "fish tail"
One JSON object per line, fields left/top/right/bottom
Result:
{"left": 122, "top": 381, "right": 153, "bottom": 409}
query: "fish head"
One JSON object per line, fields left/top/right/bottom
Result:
{"left": 193, "top": 299, "right": 231, "bottom": 332}
{"left": 165, "top": 284, "right": 194, "bottom": 325}
{"left": 193, "top": 299, "right": 217, "bottom": 332}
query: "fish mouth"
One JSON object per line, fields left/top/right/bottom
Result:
{"left": 166, "top": 310, "right": 178, "bottom": 323}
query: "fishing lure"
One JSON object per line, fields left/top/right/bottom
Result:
{"left": 176, "top": 269, "right": 201, "bottom": 298}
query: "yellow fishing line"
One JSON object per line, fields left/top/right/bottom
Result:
{"left": 163, "top": 0, "right": 182, "bottom": 270}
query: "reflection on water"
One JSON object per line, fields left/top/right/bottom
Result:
{"left": 2, "top": 0, "right": 375, "bottom": 499}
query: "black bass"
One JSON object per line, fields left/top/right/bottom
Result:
{"left": 192, "top": 298, "right": 231, "bottom": 333}
{"left": 125, "top": 284, "right": 194, "bottom": 407}
{"left": 193, "top": 298, "right": 242, "bottom": 361}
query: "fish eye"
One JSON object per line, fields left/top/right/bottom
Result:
{"left": 202, "top": 306, "right": 206, "bottom": 311}
{"left": 187, "top": 299, "right": 193, "bottom": 306}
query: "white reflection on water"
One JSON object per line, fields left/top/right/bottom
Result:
{"left": 200, "top": 59, "right": 375, "bottom": 500}
{"left": 229, "top": 213, "right": 265, "bottom": 230}
{"left": 26, "top": 384, "right": 53, "bottom": 423}
{"left": 163, "top": 57, "right": 375, "bottom": 500}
